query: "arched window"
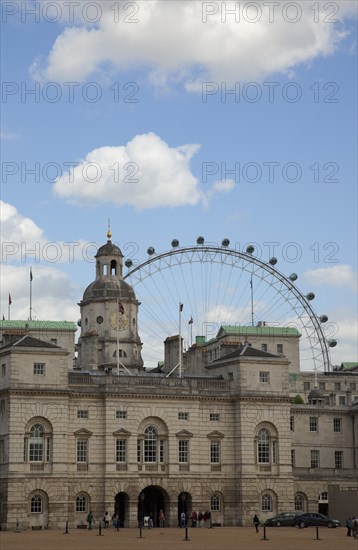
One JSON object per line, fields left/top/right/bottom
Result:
{"left": 144, "top": 427, "right": 157, "bottom": 462}
{"left": 76, "top": 495, "right": 88, "bottom": 513}
{"left": 294, "top": 494, "right": 304, "bottom": 511}
{"left": 211, "top": 495, "right": 221, "bottom": 512}
{"left": 31, "top": 495, "right": 42, "bottom": 513}
{"left": 24, "top": 420, "right": 53, "bottom": 464}
{"left": 256, "top": 427, "right": 277, "bottom": 464}
{"left": 261, "top": 494, "right": 272, "bottom": 512}
{"left": 29, "top": 424, "right": 44, "bottom": 462}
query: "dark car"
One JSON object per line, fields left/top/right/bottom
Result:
{"left": 294, "top": 513, "right": 340, "bottom": 528}
{"left": 265, "top": 512, "right": 300, "bottom": 527}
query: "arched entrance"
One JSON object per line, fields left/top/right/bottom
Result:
{"left": 114, "top": 492, "right": 129, "bottom": 527}
{"left": 138, "top": 486, "right": 168, "bottom": 527}
{"left": 177, "top": 492, "right": 192, "bottom": 527}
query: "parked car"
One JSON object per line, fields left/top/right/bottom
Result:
{"left": 294, "top": 513, "right": 340, "bottom": 528}
{"left": 265, "top": 512, "right": 300, "bottom": 527}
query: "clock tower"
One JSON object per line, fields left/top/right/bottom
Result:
{"left": 76, "top": 229, "right": 144, "bottom": 372}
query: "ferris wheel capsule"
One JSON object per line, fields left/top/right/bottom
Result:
{"left": 320, "top": 315, "right": 328, "bottom": 323}
{"left": 306, "top": 292, "right": 315, "bottom": 301}
{"left": 125, "top": 259, "right": 133, "bottom": 268}
{"left": 269, "top": 257, "right": 277, "bottom": 265}
{"left": 246, "top": 245, "right": 254, "bottom": 254}
{"left": 328, "top": 339, "right": 337, "bottom": 347}
{"left": 147, "top": 247, "right": 155, "bottom": 255}
{"left": 222, "top": 239, "right": 230, "bottom": 247}
{"left": 196, "top": 236, "right": 205, "bottom": 245}
{"left": 289, "top": 273, "right": 298, "bottom": 281}
{"left": 171, "top": 239, "right": 179, "bottom": 248}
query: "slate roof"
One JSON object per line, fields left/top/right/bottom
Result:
{"left": 0, "top": 335, "right": 61, "bottom": 351}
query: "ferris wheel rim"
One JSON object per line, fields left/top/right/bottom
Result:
{"left": 123, "top": 243, "right": 332, "bottom": 372}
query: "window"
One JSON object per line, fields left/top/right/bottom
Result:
{"left": 338, "top": 395, "right": 346, "bottom": 405}
{"left": 291, "top": 449, "right": 295, "bottom": 467}
{"left": 178, "top": 412, "right": 189, "bottom": 420}
{"left": 113, "top": 349, "right": 127, "bottom": 358}
{"left": 137, "top": 439, "right": 141, "bottom": 463}
{"left": 211, "top": 495, "right": 221, "bottom": 512}
{"left": 310, "top": 450, "right": 319, "bottom": 469}
{"left": 334, "top": 382, "right": 341, "bottom": 391}
{"left": 1, "top": 364, "right": 5, "bottom": 377}
{"left": 257, "top": 429, "right": 270, "bottom": 463}
{"left": 294, "top": 495, "right": 304, "bottom": 511}
{"left": 76, "top": 495, "right": 87, "bottom": 512}
{"left": 210, "top": 441, "right": 220, "bottom": 464}
{"left": 77, "top": 410, "right": 88, "bottom": 419}
{"left": 116, "top": 410, "right": 127, "bottom": 419}
{"left": 144, "top": 426, "right": 157, "bottom": 463}
{"left": 304, "top": 382, "right": 310, "bottom": 391}
{"left": 210, "top": 413, "right": 220, "bottom": 422}
{"left": 0, "top": 440, "right": 5, "bottom": 463}
{"left": 259, "top": 372, "right": 270, "bottom": 383}
{"left": 33, "top": 363, "right": 45, "bottom": 375}
{"left": 350, "top": 382, "right": 356, "bottom": 391}
{"left": 178, "top": 440, "right": 189, "bottom": 463}
{"left": 334, "top": 450, "right": 343, "bottom": 469}
{"left": 318, "top": 382, "right": 325, "bottom": 391}
{"left": 116, "top": 440, "right": 126, "bottom": 463}
{"left": 29, "top": 424, "right": 44, "bottom": 461}
{"left": 261, "top": 494, "right": 272, "bottom": 512}
{"left": 31, "top": 496, "right": 42, "bottom": 513}
{"left": 277, "top": 344, "right": 283, "bottom": 354}
{"left": 333, "top": 417, "right": 342, "bottom": 432}
{"left": 290, "top": 416, "right": 295, "bottom": 431}
{"left": 309, "top": 417, "right": 318, "bottom": 432}
{"left": 77, "top": 440, "right": 88, "bottom": 463}
{"left": 261, "top": 344, "right": 267, "bottom": 352}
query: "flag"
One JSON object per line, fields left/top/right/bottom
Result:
{"left": 188, "top": 316, "right": 193, "bottom": 325}
{"left": 118, "top": 301, "right": 124, "bottom": 314}
{"left": 179, "top": 303, "right": 183, "bottom": 312}
{"left": 30, "top": 267, "right": 33, "bottom": 282}
{"left": 8, "top": 293, "right": 12, "bottom": 305}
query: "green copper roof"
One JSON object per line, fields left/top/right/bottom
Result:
{"left": 220, "top": 325, "right": 301, "bottom": 336}
{"left": 341, "top": 362, "right": 358, "bottom": 370}
{"left": 0, "top": 320, "right": 77, "bottom": 331}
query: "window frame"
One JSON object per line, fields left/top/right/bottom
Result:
{"left": 259, "top": 371, "right": 270, "bottom": 383}
{"left": 33, "top": 363, "right": 45, "bottom": 375}
{"left": 31, "top": 495, "right": 42, "bottom": 513}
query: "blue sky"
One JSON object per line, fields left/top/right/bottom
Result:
{"left": 1, "top": 0, "right": 357, "bottom": 369}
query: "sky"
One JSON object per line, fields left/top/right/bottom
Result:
{"left": 0, "top": 0, "right": 357, "bottom": 370}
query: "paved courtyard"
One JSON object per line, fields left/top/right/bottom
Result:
{"left": 0, "top": 526, "right": 354, "bottom": 550}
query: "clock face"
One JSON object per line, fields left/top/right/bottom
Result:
{"left": 96, "top": 316, "right": 103, "bottom": 324}
{"left": 110, "top": 310, "right": 129, "bottom": 330}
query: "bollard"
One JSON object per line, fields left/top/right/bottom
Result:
{"left": 98, "top": 521, "right": 103, "bottom": 536}
{"left": 315, "top": 525, "right": 320, "bottom": 540}
{"left": 64, "top": 520, "right": 69, "bottom": 534}
{"left": 140, "top": 525, "right": 143, "bottom": 538}
{"left": 261, "top": 525, "right": 269, "bottom": 541}
{"left": 183, "top": 525, "right": 190, "bottom": 541}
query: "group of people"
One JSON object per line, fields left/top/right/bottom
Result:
{"left": 188, "top": 510, "right": 212, "bottom": 528}
{"left": 346, "top": 517, "right": 358, "bottom": 538}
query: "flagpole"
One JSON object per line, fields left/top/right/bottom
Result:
{"left": 179, "top": 303, "right": 183, "bottom": 378}
{"left": 250, "top": 274, "right": 254, "bottom": 327}
{"left": 29, "top": 267, "right": 33, "bottom": 321}
{"left": 117, "top": 300, "right": 120, "bottom": 376}
{"left": 8, "top": 299, "right": 10, "bottom": 321}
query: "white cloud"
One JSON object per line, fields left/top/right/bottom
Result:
{"left": 0, "top": 264, "right": 80, "bottom": 323}
{"left": 302, "top": 265, "right": 358, "bottom": 292}
{"left": 54, "top": 133, "right": 226, "bottom": 209}
{"left": 31, "top": 1, "right": 356, "bottom": 87}
{"left": 0, "top": 129, "right": 20, "bottom": 140}
{"left": 0, "top": 200, "right": 100, "bottom": 264}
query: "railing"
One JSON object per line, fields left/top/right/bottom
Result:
{"left": 68, "top": 373, "right": 232, "bottom": 394}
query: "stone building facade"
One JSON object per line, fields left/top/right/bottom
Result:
{"left": 0, "top": 236, "right": 357, "bottom": 530}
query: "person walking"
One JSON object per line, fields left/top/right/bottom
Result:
{"left": 180, "top": 511, "right": 186, "bottom": 528}
{"left": 253, "top": 514, "right": 260, "bottom": 533}
{"left": 87, "top": 510, "right": 94, "bottom": 530}
{"left": 159, "top": 509, "right": 165, "bottom": 528}
{"left": 103, "top": 511, "right": 110, "bottom": 528}
{"left": 346, "top": 517, "right": 353, "bottom": 536}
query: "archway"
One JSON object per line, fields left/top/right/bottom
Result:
{"left": 177, "top": 492, "right": 192, "bottom": 527}
{"left": 114, "top": 492, "right": 129, "bottom": 527}
{"left": 138, "top": 486, "right": 167, "bottom": 527}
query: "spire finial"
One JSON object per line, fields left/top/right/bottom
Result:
{"left": 107, "top": 218, "right": 112, "bottom": 240}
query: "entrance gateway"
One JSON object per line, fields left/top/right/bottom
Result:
{"left": 114, "top": 486, "right": 192, "bottom": 527}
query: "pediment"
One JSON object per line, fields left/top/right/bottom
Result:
{"left": 112, "top": 428, "right": 131, "bottom": 437}
{"left": 176, "top": 429, "right": 193, "bottom": 438}
{"left": 207, "top": 430, "right": 224, "bottom": 439}
{"left": 74, "top": 428, "right": 93, "bottom": 436}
